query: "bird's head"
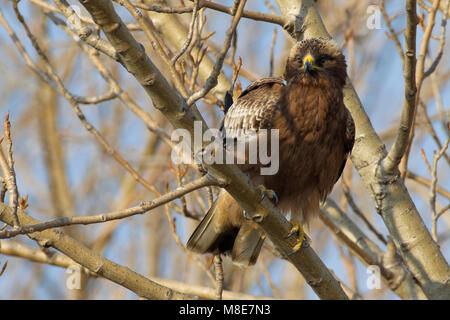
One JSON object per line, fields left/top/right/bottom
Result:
{"left": 284, "top": 38, "right": 347, "bottom": 87}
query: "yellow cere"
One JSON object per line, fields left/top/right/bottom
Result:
{"left": 303, "top": 55, "right": 313, "bottom": 66}
{"left": 301, "top": 54, "right": 323, "bottom": 71}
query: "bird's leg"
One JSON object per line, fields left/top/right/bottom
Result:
{"left": 257, "top": 185, "right": 279, "bottom": 205}
{"left": 285, "top": 220, "right": 310, "bottom": 256}
{"left": 243, "top": 185, "right": 277, "bottom": 222}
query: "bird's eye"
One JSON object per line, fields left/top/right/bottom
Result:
{"left": 318, "top": 55, "right": 333, "bottom": 66}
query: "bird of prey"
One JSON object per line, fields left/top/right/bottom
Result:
{"left": 187, "top": 38, "right": 355, "bottom": 266}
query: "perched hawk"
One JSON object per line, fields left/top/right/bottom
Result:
{"left": 187, "top": 38, "right": 355, "bottom": 266}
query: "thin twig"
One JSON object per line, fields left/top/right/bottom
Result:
{"left": 125, "top": 0, "right": 285, "bottom": 27}
{"left": 380, "top": 0, "right": 405, "bottom": 68}
{"left": 189, "top": 0, "right": 285, "bottom": 26}
{"left": 418, "top": 100, "right": 450, "bottom": 165}
{"left": 186, "top": 0, "right": 247, "bottom": 106}
{"left": 126, "top": 2, "right": 193, "bottom": 14}
{"left": 0, "top": 240, "right": 272, "bottom": 299}
{"left": 423, "top": 0, "right": 449, "bottom": 78}
{"left": 429, "top": 139, "right": 449, "bottom": 242}
{"left": 406, "top": 170, "right": 450, "bottom": 199}
{"left": 1, "top": 5, "right": 189, "bottom": 218}
{"left": 0, "top": 260, "right": 7, "bottom": 276}
{"left": 269, "top": 28, "right": 277, "bottom": 77}
{"left": 259, "top": 255, "right": 281, "bottom": 298}
{"left": 171, "top": 0, "right": 200, "bottom": 67}
{"left": 341, "top": 180, "right": 387, "bottom": 244}
{"left": 73, "top": 88, "right": 118, "bottom": 105}
{"left": 113, "top": 0, "right": 191, "bottom": 99}
{"left": 383, "top": 0, "right": 418, "bottom": 173}
{"left": 436, "top": 204, "right": 450, "bottom": 220}
{"left": 163, "top": 198, "right": 216, "bottom": 286}
{"left": 0, "top": 174, "right": 223, "bottom": 239}
{"left": 0, "top": 113, "right": 19, "bottom": 228}
{"left": 399, "top": 0, "right": 443, "bottom": 178}
{"left": 0, "top": 204, "right": 195, "bottom": 299}
{"left": 320, "top": 200, "right": 425, "bottom": 299}
{"left": 213, "top": 254, "right": 224, "bottom": 300}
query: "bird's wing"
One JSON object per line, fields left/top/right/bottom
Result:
{"left": 222, "top": 77, "right": 285, "bottom": 139}
{"left": 344, "top": 108, "right": 355, "bottom": 155}
{"left": 239, "top": 77, "right": 285, "bottom": 97}
{"left": 335, "top": 108, "right": 355, "bottom": 182}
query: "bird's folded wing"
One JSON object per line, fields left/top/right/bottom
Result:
{"left": 222, "top": 78, "right": 285, "bottom": 139}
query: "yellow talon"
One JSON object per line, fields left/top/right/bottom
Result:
{"left": 292, "top": 240, "right": 303, "bottom": 253}
{"left": 285, "top": 221, "right": 310, "bottom": 256}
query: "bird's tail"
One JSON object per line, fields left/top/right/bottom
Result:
{"left": 231, "top": 221, "right": 265, "bottom": 267}
{"left": 186, "top": 190, "right": 265, "bottom": 266}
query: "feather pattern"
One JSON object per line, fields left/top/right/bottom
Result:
{"left": 222, "top": 78, "right": 285, "bottom": 139}
{"left": 187, "top": 38, "right": 355, "bottom": 266}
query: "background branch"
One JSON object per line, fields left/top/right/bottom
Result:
{"left": 275, "top": 0, "right": 450, "bottom": 299}
{"left": 0, "top": 203, "right": 195, "bottom": 299}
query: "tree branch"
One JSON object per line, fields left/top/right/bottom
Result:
{"left": 0, "top": 119, "right": 20, "bottom": 228}
{"left": 0, "top": 174, "right": 223, "bottom": 239}
{"left": 0, "top": 204, "right": 195, "bottom": 299}
{"left": 77, "top": 0, "right": 348, "bottom": 300}
{"left": 145, "top": 0, "right": 231, "bottom": 100}
{"left": 0, "top": 240, "right": 273, "bottom": 300}
{"left": 383, "top": 0, "right": 418, "bottom": 173}
{"left": 186, "top": 0, "right": 246, "bottom": 106}
{"left": 275, "top": 0, "right": 450, "bottom": 299}
{"left": 320, "top": 200, "right": 426, "bottom": 300}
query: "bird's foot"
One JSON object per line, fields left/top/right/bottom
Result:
{"left": 242, "top": 210, "right": 264, "bottom": 223}
{"left": 285, "top": 221, "right": 310, "bottom": 256}
{"left": 257, "top": 185, "right": 279, "bottom": 205}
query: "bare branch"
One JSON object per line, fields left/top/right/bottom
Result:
{"left": 383, "top": 0, "right": 418, "bottom": 172}
{"left": 0, "top": 241, "right": 273, "bottom": 300}
{"left": 0, "top": 260, "right": 7, "bottom": 276}
{"left": 429, "top": 139, "right": 450, "bottom": 242}
{"left": 423, "top": 0, "right": 450, "bottom": 78}
{"left": 0, "top": 204, "right": 195, "bottom": 299}
{"left": 171, "top": 0, "right": 200, "bottom": 67}
{"left": 0, "top": 113, "right": 20, "bottom": 228}
{"left": 213, "top": 255, "right": 224, "bottom": 300}
{"left": 47, "top": 0, "right": 118, "bottom": 60}
{"left": 77, "top": 0, "right": 348, "bottom": 300}
{"left": 269, "top": 27, "right": 277, "bottom": 77}
{"left": 0, "top": 174, "right": 223, "bottom": 239}
{"left": 0, "top": 7, "right": 189, "bottom": 218}
{"left": 162, "top": 194, "right": 217, "bottom": 285}
{"left": 380, "top": 0, "right": 405, "bottom": 68}
{"left": 397, "top": 0, "right": 445, "bottom": 177}
{"left": 186, "top": 0, "right": 247, "bottom": 106}
{"left": 320, "top": 200, "right": 426, "bottom": 300}
{"left": 406, "top": 170, "right": 450, "bottom": 199}
{"left": 275, "top": 0, "right": 450, "bottom": 299}
{"left": 341, "top": 180, "right": 387, "bottom": 245}
{"left": 192, "top": 0, "right": 285, "bottom": 26}
{"left": 73, "top": 88, "right": 118, "bottom": 105}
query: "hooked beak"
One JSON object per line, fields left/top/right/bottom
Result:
{"left": 303, "top": 55, "right": 313, "bottom": 73}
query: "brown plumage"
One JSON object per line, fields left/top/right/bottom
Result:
{"left": 187, "top": 38, "right": 355, "bottom": 266}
